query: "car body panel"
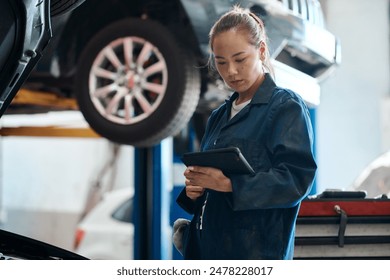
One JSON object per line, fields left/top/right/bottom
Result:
{"left": 0, "top": 0, "right": 52, "bottom": 116}
{"left": 74, "top": 188, "right": 134, "bottom": 260}
{"left": 0, "top": 228, "right": 87, "bottom": 260}
{"left": 351, "top": 151, "right": 390, "bottom": 198}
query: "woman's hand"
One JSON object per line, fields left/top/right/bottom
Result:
{"left": 184, "top": 166, "right": 233, "bottom": 193}
{"left": 185, "top": 184, "right": 205, "bottom": 201}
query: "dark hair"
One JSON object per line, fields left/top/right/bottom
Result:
{"left": 208, "top": 5, "right": 274, "bottom": 76}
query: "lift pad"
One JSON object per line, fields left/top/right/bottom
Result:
{"left": 1, "top": 89, "right": 100, "bottom": 138}
{"left": 11, "top": 89, "right": 78, "bottom": 110}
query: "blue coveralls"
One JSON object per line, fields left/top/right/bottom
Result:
{"left": 177, "top": 73, "right": 317, "bottom": 259}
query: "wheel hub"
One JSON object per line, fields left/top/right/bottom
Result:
{"left": 89, "top": 36, "right": 168, "bottom": 125}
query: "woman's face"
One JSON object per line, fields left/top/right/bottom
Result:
{"left": 212, "top": 29, "right": 264, "bottom": 96}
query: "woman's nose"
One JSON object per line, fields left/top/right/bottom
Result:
{"left": 227, "top": 63, "right": 238, "bottom": 75}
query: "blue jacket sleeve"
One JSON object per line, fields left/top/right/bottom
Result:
{"left": 230, "top": 96, "right": 317, "bottom": 210}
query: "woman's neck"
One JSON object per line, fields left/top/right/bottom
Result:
{"left": 236, "top": 73, "right": 265, "bottom": 104}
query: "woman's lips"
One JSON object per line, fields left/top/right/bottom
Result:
{"left": 230, "top": 79, "right": 243, "bottom": 86}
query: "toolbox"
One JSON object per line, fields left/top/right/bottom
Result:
{"left": 294, "top": 190, "right": 390, "bottom": 259}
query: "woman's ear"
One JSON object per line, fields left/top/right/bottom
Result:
{"left": 259, "top": 41, "right": 266, "bottom": 61}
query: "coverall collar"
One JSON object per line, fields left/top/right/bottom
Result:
{"left": 227, "top": 73, "right": 276, "bottom": 105}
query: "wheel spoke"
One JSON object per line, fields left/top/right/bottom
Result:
{"left": 93, "top": 66, "right": 117, "bottom": 80}
{"left": 142, "top": 82, "right": 165, "bottom": 95}
{"left": 123, "top": 38, "right": 134, "bottom": 69}
{"left": 92, "top": 83, "right": 117, "bottom": 98}
{"left": 136, "top": 42, "right": 153, "bottom": 66}
{"left": 123, "top": 94, "right": 134, "bottom": 121}
{"left": 106, "top": 89, "right": 127, "bottom": 115}
{"left": 143, "top": 60, "right": 165, "bottom": 78}
{"left": 134, "top": 90, "right": 152, "bottom": 113}
{"left": 104, "top": 46, "right": 123, "bottom": 69}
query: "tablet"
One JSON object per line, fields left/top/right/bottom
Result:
{"left": 181, "top": 147, "right": 255, "bottom": 175}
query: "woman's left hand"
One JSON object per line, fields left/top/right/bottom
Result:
{"left": 183, "top": 166, "right": 233, "bottom": 192}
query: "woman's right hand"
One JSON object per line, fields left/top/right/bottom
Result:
{"left": 184, "top": 167, "right": 205, "bottom": 200}
{"left": 185, "top": 182, "right": 205, "bottom": 200}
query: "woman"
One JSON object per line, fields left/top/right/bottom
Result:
{"left": 176, "top": 5, "right": 317, "bottom": 260}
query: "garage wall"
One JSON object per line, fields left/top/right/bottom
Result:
{"left": 317, "top": 0, "right": 390, "bottom": 192}
{"left": 0, "top": 134, "right": 134, "bottom": 250}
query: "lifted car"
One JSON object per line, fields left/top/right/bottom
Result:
{"left": 1, "top": 0, "right": 340, "bottom": 147}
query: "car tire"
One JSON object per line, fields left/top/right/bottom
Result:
{"left": 74, "top": 18, "right": 201, "bottom": 147}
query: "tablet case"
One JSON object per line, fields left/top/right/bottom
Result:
{"left": 181, "top": 147, "right": 255, "bottom": 175}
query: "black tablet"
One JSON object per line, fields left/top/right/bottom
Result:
{"left": 181, "top": 147, "right": 255, "bottom": 175}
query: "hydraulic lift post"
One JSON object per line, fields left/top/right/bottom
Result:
{"left": 133, "top": 138, "right": 172, "bottom": 260}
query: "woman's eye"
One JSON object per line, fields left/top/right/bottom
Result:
{"left": 216, "top": 61, "right": 226, "bottom": 65}
{"left": 236, "top": 58, "right": 245, "bottom": 63}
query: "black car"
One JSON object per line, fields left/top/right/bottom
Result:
{"left": 0, "top": 228, "right": 87, "bottom": 260}
{"left": 0, "top": 0, "right": 85, "bottom": 114}
{"left": 0, "top": 0, "right": 340, "bottom": 147}
{"left": 0, "top": 0, "right": 89, "bottom": 260}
